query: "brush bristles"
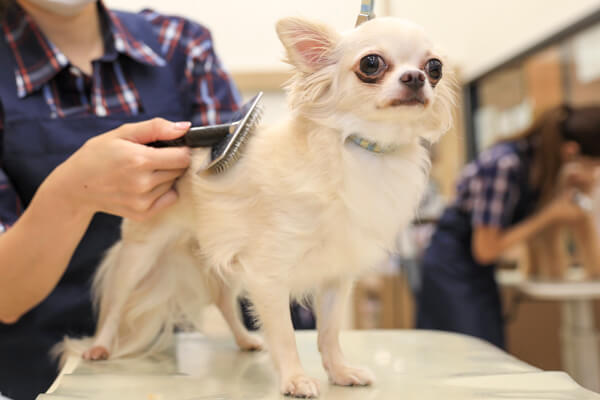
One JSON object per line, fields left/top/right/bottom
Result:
{"left": 209, "top": 106, "right": 263, "bottom": 174}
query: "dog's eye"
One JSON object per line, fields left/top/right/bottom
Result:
{"left": 425, "top": 58, "right": 443, "bottom": 81}
{"left": 359, "top": 54, "right": 385, "bottom": 76}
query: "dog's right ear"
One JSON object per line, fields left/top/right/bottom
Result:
{"left": 276, "top": 17, "right": 341, "bottom": 73}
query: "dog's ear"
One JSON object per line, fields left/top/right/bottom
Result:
{"left": 276, "top": 17, "right": 341, "bottom": 73}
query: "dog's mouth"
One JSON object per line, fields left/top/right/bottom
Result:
{"left": 391, "top": 95, "right": 428, "bottom": 106}
{"left": 378, "top": 96, "right": 428, "bottom": 109}
{"left": 391, "top": 98, "right": 425, "bottom": 106}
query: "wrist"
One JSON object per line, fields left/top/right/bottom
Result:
{"left": 35, "top": 165, "right": 96, "bottom": 225}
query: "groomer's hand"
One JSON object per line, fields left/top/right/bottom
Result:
{"left": 47, "top": 118, "right": 191, "bottom": 221}
{"left": 557, "top": 161, "right": 599, "bottom": 194}
{"left": 544, "top": 188, "right": 588, "bottom": 224}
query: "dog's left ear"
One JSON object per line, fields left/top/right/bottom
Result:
{"left": 276, "top": 17, "right": 341, "bottom": 73}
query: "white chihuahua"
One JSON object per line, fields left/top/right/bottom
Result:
{"left": 63, "top": 16, "right": 455, "bottom": 398}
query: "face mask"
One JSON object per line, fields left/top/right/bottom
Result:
{"left": 26, "top": 0, "right": 97, "bottom": 17}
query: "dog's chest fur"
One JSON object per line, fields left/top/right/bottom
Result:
{"left": 302, "top": 138, "right": 429, "bottom": 285}
{"left": 183, "top": 118, "right": 430, "bottom": 291}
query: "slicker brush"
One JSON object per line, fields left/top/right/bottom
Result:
{"left": 207, "top": 92, "right": 263, "bottom": 173}
{"left": 149, "top": 92, "right": 264, "bottom": 174}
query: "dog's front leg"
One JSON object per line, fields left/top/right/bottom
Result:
{"left": 246, "top": 282, "right": 319, "bottom": 398}
{"left": 316, "top": 280, "right": 374, "bottom": 386}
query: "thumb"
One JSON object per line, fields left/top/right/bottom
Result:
{"left": 115, "top": 118, "right": 191, "bottom": 144}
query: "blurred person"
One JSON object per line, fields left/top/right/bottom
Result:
{"left": 416, "top": 105, "right": 600, "bottom": 348}
{"left": 0, "top": 0, "right": 240, "bottom": 398}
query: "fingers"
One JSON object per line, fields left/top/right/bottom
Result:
{"left": 116, "top": 118, "right": 191, "bottom": 144}
{"left": 117, "top": 119, "right": 192, "bottom": 170}
{"left": 150, "top": 169, "right": 187, "bottom": 187}
{"left": 146, "top": 189, "right": 179, "bottom": 217}
{"left": 560, "top": 162, "right": 597, "bottom": 192}
{"left": 121, "top": 182, "right": 178, "bottom": 221}
{"left": 145, "top": 181, "right": 175, "bottom": 204}
{"left": 143, "top": 146, "right": 191, "bottom": 170}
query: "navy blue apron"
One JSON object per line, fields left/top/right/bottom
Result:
{"left": 416, "top": 207, "right": 506, "bottom": 347}
{"left": 0, "top": 12, "right": 186, "bottom": 400}
{"left": 416, "top": 142, "right": 538, "bottom": 349}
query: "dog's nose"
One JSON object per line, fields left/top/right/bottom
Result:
{"left": 400, "top": 71, "right": 426, "bottom": 91}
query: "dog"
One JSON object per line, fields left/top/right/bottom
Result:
{"left": 62, "top": 16, "right": 455, "bottom": 398}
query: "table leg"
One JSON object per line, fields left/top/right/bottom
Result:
{"left": 560, "top": 299, "right": 600, "bottom": 391}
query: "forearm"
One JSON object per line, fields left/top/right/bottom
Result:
{"left": 0, "top": 119, "right": 190, "bottom": 323}
{"left": 472, "top": 210, "right": 554, "bottom": 265}
{"left": 0, "top": 177, "right": 93, "bottom": 323}
{"left": 498, "top": 211, "right": 555, "bottom": 252}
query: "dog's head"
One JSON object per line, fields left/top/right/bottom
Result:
{"left": 277, "top": 17, "right": 455, "bottom": 146}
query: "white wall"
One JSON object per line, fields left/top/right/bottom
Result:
{"left": 104, "top": 1, "right": 369, "bottom": 75}
{"left": 105, "top": 0, "right": 600, "bottom": 81}
{"left": 394, "top": 0, "right": 600, "bottom": 81}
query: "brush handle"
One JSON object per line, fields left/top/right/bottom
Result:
{"left": 148, "top": 123, "right": 235, "bottom": 148}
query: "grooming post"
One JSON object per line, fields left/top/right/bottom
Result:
{"left": 356, "top": 0, "right": 376, "bottom": 26}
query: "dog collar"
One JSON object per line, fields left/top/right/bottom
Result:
{"left": 347, "top": 134, "right": 400, "bottom": 154}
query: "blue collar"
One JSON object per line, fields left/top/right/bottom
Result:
{"left": 347, "top": 134, "right": 400, "bottom": 154}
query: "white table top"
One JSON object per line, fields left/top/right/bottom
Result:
{"left": 38, "top": 330, "right": 599, "bottom": 400}
{"left": 497, "top": 269, "right": 600, "bottom": 300}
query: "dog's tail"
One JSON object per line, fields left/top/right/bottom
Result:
{"left": 50, "top": 240, "right": 126, "bottom": 368}
{"left": 51, "top": 336, "right": 94, "bottom": 369}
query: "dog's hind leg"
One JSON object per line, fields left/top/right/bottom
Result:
{"left": 246, "top": 280, "right": 319, "bottom": 398}
{"left": 211, "top": 277, "right": 263, "bottom": 351}
{"left": 316, "top": 279, "right": 374, "bottom": 386}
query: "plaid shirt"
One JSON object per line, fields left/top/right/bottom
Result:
{"left": 0, "top": 2, "right": 241, "bottom": 232}
{"left": 455, "top": 138, "right": 534, "bottom": 229}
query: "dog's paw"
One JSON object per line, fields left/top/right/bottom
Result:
{"left": 82, "top": 346, "right": 110, "bottom": 361}
{"left": 326, "top": 364, "right": 374, "bottom": 387}
{"left": 281, "top": 374, "right": 320, "bottom": 398}
{"left": 236, "top": 334, "right": 264, "bottom": 352}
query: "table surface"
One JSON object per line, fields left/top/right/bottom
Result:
{"left": 497, "top": 269, "right": 600, "bottom": 300}
{"left": 39, "top": 330, "right": 599, "bottom": 400}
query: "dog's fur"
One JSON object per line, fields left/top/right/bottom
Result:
{"left": 61, "top": 17, "right": 455, "bottom": 398}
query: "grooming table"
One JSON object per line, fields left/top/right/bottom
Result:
{"left": 40, "top": 330, "right": 598, "bottom": 399}
{"left": 499, "top": 269, "right": 600, "bottom": 393}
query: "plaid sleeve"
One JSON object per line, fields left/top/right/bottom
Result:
{"left": 141, "top": 11, "right": 242, "bottom": 126}
{"left": 0, "top": 105, "right": 22, "bottom": 234}
{"left": 470, "top": 152, "right": 521, "bottom": 229}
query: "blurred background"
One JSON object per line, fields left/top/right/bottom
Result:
{"left": 105, "top": 0, "right": 600, "bottom": 390}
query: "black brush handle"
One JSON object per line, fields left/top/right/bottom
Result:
{"left": 148, "top": 123, "right": 234, "bottom": 148}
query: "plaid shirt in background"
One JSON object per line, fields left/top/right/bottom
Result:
{"left": 0, "top": 2, "right": 241, "bottom": 232}
{"left": 454, "top": 138, "right": 534, "bottom": 229}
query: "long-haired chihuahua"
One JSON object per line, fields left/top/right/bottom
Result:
{"left": 62, "top": 16, "right": 455, "bottom": 398}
